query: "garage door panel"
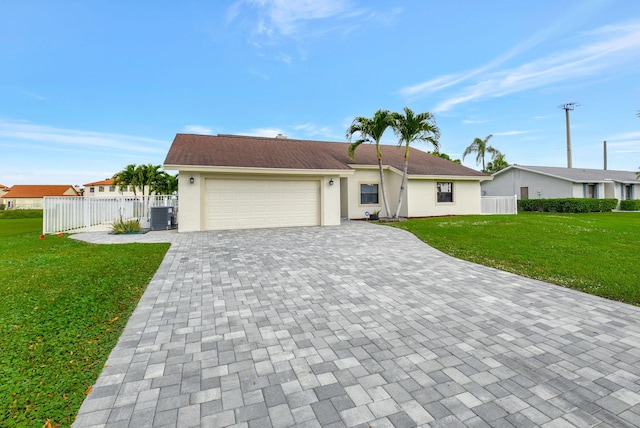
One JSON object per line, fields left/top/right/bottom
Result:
{"left": 206, "top": 179, "right": 320, "bottom": 230}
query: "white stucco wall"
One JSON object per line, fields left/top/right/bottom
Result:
{"left": 177, "top": 172, "right": 203, "bottom": 232}
{"left": 11, "top": 198, "right": 44, "bottom": 209}
{"left": 347, "top": 168, "right": 393, "bottom": 219}
{"left": 407, "top": 179, "right": 482, "bottom": 217}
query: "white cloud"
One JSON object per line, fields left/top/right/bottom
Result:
{"left": 228, "top": 0, "right": 371, "bottom": 45}
{"left": 293, "top": 123, "right": 342, "bottom": 140}
{"left": 245, "top": 127, "right": 286, "bottom": 137}
{"left": 0, "top": 119, "right": 167, "bottom": 154}
{"left": 462, "top": 119, "right": 488, "bottom": 125}
{"left": 183, "top": 125, "right": 213, "bottom": 135}
{"left": 493, "top": 130, "right": 530, "bottom": 137}
{"left": 400, "top": 19, "right": 640, "bottom": 113}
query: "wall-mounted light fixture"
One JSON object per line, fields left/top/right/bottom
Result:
{"left": 190, "top": 177, "right": 195, "bottom": 184}
{"left": 329, "top": 178, "right": 334, "bottom": 186}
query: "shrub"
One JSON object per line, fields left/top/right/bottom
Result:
{"left": 518, "top": 198, "right": 618, "bottom": 213}
{"left": 111, "top": 218, "right": 141, "bottom": 234}
{"left": 0, "top": 209, "right": 43, "bottom": 219}
{"left": 0, "top": 204, "right": 5, "bottom": 210}
{"left": 620, "top": 200, "right": 640, "bottom": 211}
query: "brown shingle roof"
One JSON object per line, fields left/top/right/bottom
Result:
{"left": 164, "top": 134, "right": 487, "bottom": 177}
{"left": 84, "top": 179, "right": 115, "bottom": 186}
{"left": 2, "top": 185, "right": 79, "bottom": 198}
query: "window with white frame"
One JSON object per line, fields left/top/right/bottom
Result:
{"left": 109, "top": 186, "right": 116, "bottom": 192}
{"left": 98, "top": 186, "right": 104, "bottom": 192}
{"left": 437, "top": 182, "right": 453, "bottom": 203}
{"left": 360, "top": 183, "right": 379, "bottom": 204}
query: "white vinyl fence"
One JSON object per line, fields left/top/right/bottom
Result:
{"left": 481, "top": 195, "right": 518, "bottom": 214}
{"left": 43, "top": 195, "right": 178, "bottom": 234}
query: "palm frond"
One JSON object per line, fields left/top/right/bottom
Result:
{"left": 348, "top": 140, "right": 365, "bottom": 160}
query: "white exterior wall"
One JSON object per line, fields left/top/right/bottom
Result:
{"left": 482, "top": 169, "right": 574, "bottom": 199}
{"left": 10, "top": 198, "right": 44, "bottom": 209}
{"left": 407, "top": 180, "right": 482, "bottom": 217}
{"left": 323, "top": 175, "right": 341, "bottom": 226}
{"left": 177, "top": 172, "right": 203, "bottom": 232}
{"left": 386, "top": 171, "right": 405, "bottom": 218}
{"left": 347, "top": 168, "right": 392, "bottom": 219}
{"left": 85, "top": 185, "right": 147, "bottom": 197}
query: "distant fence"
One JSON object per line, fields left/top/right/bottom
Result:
{"left": 43, "top": 195, "right": 178, "bottom": 234}
{"left": 481, "top": 195, "right": 518, "bottom": 215}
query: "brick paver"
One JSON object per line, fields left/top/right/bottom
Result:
{"left": 72, "top": 222, "right": 640, "bottom": 427}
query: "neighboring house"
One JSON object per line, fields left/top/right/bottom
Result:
{"left": 481, "top": 165, "right": 640, "bottom": 206}
{"left": 0, "top": 184, "right": 9, "bottom": 199}
{"left": 1, "top": 185, "right": 79, "bottom": 209}
{"left": 164, "top": 133, "right": 491, "bottom": 231}
{"left": 83, "top": 179, "right": 139, "bottom": 197}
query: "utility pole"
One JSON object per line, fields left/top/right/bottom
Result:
{"left": 560, "top": 102, "right": 579, "bottom": 168}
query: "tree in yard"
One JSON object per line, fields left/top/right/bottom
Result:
{"left": 429, "top": 151, "right": 461, "bottom": 164}
{"left": 134, "top": 164, "right": 163, "bottom": 196}
{"left": 113, "top": 164, "right": 141, "bottom": 195}
{"left": 484, "top": 153, "right": 510, "bottom": 174}
{"left": 153, "top": 172, "right": 179, "bottom": 195}
{"left": 462, "top": 134, "right": 502, "bottom": 172}
{"left": 390, "top": 107, "right": 440, "bottom": 220}
{"left": 346, "top": 109, "right": 394, "bottom": 218}
{"left": 113, "top": 164, "right": 170, "bottom": 196}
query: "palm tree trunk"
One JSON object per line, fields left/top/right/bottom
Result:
{"left": 393, "top": 156, "right": 410, "bottom": 219}
{"left": 377, "top": 158, "right": 391, "bottom": 217}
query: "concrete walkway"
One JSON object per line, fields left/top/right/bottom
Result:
{"left": 71, "top": 222, "right": 640, "bottom": 427}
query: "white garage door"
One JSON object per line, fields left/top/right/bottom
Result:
{"left": 206, "top": 178, "right": 320, "bottom": 230}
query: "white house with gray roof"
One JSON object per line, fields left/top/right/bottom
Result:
{"left": 481, "top": 165, "right": 639, "bottom": 207}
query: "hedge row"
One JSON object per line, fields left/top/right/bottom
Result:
{"left": 620, "top": 200, "right": 640, "bottom": 211}
{"left": 518, "top": 198, "right": 618, "bottom": 213}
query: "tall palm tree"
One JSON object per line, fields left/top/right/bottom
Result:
{"left": 390, "top": 107, "right": 440, "bottom": 220}
{"left": 462, "top": 134, "right": 501, "bottom": 172}
{"left": 113, "top": 164, "right": 140, "bottom": 195}
{"left": 346, "top": 109, "right": 393, "bottom": 218}
{"left": 134, "top": 164, "right": 163, "bottom": 196}
{"left": 153, "top": 172, "right": 179, "bottom": 195}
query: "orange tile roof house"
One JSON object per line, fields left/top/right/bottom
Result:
{"left": 164, "top": 134, "right": 491, "bottom": 231}
{"left": 1, "top": 185, "right": 79, "bottom": 209}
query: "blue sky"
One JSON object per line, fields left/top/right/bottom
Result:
{"left": 2, "top": 0, "right": 640, "bottom": 186}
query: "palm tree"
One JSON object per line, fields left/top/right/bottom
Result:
{"left": 390, "top": 107, "right": 440, "bottom": 220}
{"left": 462, "top": 135, "right": 501, "bottom": 172}
{"left": 134, "top": 164, "right": 163, "bottom": 196}
{"left": 113, "top": 164, "right": 140, "bottom": 195}
{"left": 484, "top": 153, "right": 510, "bottom": 174}
{"left": 153, "top": 172, "right": 179, "bottom": 195}
{"left": 346, "top": 109, "right": 394, "bottom": 218}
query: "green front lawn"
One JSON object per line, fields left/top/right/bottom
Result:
{"left": 390, "top": 212, "right": 640, "bottom": 305}
{"left": 0, "top": 216, "right": 170, "bottom": 427}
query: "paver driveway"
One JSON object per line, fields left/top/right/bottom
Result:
{"left": 72, "top": 221, "right": 640, "bottom": 427}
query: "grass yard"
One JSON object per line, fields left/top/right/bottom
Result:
{"left": 390, "top": 212, "right": 640, "bottom": 305}
{"left": 0, "top": 213, "right": 170, "bottom": 427}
